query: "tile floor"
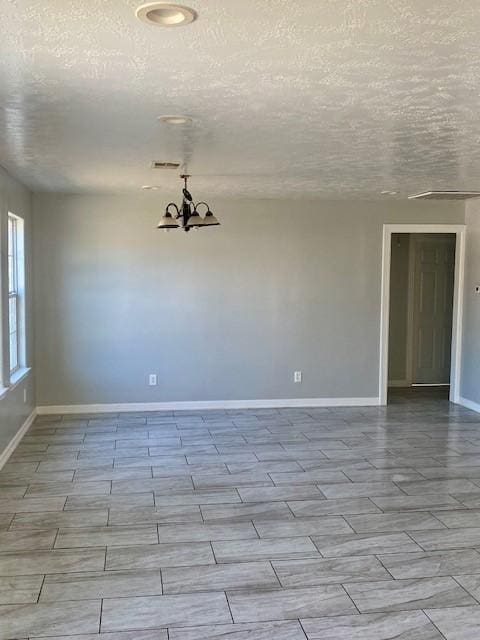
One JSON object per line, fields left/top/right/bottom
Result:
{"left": 1, "top": 389, "right": 480, "bottom": 638}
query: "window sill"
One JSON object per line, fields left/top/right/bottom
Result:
{"left": 0, "top": 367, "right": 31, "bottom": 400}
{"left": 10, "top": 367, "right": 31, "bottom": 387}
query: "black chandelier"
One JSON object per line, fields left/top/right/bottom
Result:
{"left": 157, "top": 174, "right": 220, "bottom": 232}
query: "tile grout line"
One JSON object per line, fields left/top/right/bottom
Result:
{"left": 423, "top": 608, "right": 449, "bottom": 640}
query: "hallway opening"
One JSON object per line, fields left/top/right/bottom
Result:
{"left": 388, "top": 233, "right": 456, "bottom": 392}
{"left": 379, "top": 224, "right": 466, "bottom": 406}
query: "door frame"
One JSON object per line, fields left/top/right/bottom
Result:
{"left": 379, "top": 224, "right": 466, "bottom": 405}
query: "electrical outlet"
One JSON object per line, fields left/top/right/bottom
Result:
{"left": 148, "top": 374, "right": 157, "bottom": 386}
{"left": 23, "top": 388, "right": 27, "bottom": 404}
{"left": 294, "top": 371, "right": 302, "bottom": 383}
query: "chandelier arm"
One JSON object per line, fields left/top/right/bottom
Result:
{"left": 193, "top": 201, "right": 210, "bottom": 213}
{"left": 166, "top": 203, "right": 181, "bottom": 218}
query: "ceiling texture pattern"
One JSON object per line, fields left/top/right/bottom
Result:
{"left": 0, "top": 0, "right": 480, "bottom": 198}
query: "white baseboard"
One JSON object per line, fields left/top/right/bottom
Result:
{"left": 0, "top": 409, "right": 37, "bottom": 470}
{"left": 458, "top": 396, "right": 480, "bottom": 414}
{"left": 36, "top": 397, "right": 381, "bottom": 415}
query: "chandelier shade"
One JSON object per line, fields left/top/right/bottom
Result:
{"left": 202, "top": 209, "right": 220, "bottom": 226}
{"left": 157, "top": 204, "right": 180, "bottom": 230}
{"left": 185, "top": 208, "right": 206, "bottom": 228}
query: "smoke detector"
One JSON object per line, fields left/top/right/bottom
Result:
{"left": 408, "top": 191, "right": 480, "bottom": 201}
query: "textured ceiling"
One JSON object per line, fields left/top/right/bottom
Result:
{"left": 1, "top": 0, "right": 480, "bottom": 198}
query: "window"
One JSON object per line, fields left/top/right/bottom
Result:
{"left": 7, "top": 213, "right": 25, "bottom": 376}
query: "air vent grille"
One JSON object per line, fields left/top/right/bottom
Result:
{"left": 151, "top": 161, "right": 180, "bottom": 169}
{"left": 408, "top": 191, "right": 480, "bottom": 201}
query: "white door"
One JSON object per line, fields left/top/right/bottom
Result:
{"left": 411, "top": 234, "right": 456, "bottom": 384}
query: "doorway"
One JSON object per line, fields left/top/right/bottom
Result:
{"left": 389, "top": 232, "right": 456, "bottom": 389}
{"left": 379, "top": 224, "right": 466, "bottom": 405}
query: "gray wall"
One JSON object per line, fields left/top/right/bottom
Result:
{"left": 33, "top": 193, "right": 465, "bottom": 407}
{"left": 388, "top": 233, "right": 410, "bottom": 383}
{"left": 461, "top": 201, "right": 480, "bottom": 405}
{"left": 0, "top": 167, "right": 35, "bottom": 455}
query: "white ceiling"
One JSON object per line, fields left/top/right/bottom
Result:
{"left": 1, "top": 0, "right": 480, "bottom": 198}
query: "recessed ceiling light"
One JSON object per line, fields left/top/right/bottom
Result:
{"left": 141, "top": 185, "right": 160, "bottom": 190}
{"left": 381, "top": 190, "right": 398, "bottom": 195}
{"left": 135, "top": 3, "right": 197, "bottom": 27}
{"left": 157, "top": 115, "right": 193, "bottom": 125}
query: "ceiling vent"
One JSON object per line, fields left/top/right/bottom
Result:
{"left": 408, "top": 190, "right": 480, "bottom": 201}
{"left": 151, "top": 161, "right": 181, "bottom": 169}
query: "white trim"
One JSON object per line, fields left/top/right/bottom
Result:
{"left": 458, "top": 396, "right": 480, "bottom": 414}
{"left": 8, "top": 366, "right": 31, "bottom": 389}
{"left": 450, "top": 228, "right": 466, "bottom": 404}
{"left": 408, "top": 191, "right": 480, "bottom": 200}
{"left": 0, "top": 408, "right": 36, "bottom": 471}
{"left": 379, "top": 225, "right": 392, "bottom": 406}
{"left": 379, "top": 224, "right": 466, "bottom": 406}
{"left": 0, "top": 209, "right": 8, "bottom": 390}
{"left": 405, "top": 233, "right": 416, "bottom": 385}
{"left": 36, "top": 397, "right": 381, "bottom": 415}
{"left": 0, "top": 367, "right": 31, "bottom": 401}
{"left": 411, "top": 383, "right": 451, "bottom": 387}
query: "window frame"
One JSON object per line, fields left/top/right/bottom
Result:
{"left": 6, "top": 212, "right": 26, "bottom": 381}
{"left": 8, "top": 214, "right": 20, "bottom": 374}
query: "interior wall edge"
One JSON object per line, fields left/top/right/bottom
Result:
{"left": 0, "top": 168, "right": 36, "bottom": 459}
{"left": 460, "top": 200, "right": 480, "bottom": 405}
{"left": 457, "top": 396, "right": 480, "bottom": 414}
{"left": 0, "top": 408, "right": 36, "bottom": 470}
